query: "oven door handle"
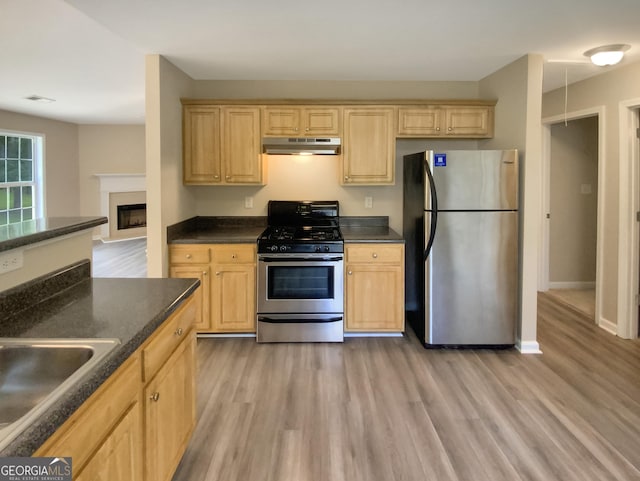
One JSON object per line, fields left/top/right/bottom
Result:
{"left": 258, "top": 316, "right": 343, "bottom": 324}
{"left": 258, "top": 256, "right": 344, "bottom": 262}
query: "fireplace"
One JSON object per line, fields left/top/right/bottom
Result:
{"left": 95, "top": 173, "right": 146, "bottom": 241}
{"left": 117, "top": 203, "right": 147, "bottom": 230}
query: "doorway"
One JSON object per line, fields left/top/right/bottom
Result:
{"left": 541, "top": 108, "right": 605, "bottom": 330}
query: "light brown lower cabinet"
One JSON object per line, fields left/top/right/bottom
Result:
{"left": 169, "top": 243, "right": 256, "bottom": 333}
{"left": 34, "top": 295, "right": 197, "bottom": 481}
{"left": 345, "top": 243, "right": 405, "bottom": 332}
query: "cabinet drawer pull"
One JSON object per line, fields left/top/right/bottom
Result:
{"left": 150, "top": 392, "right": 160, "bottom": 402}
{"left": 372, "top": 253, "right": 378, "bottom": 258}
{"left": 186, "top": 254, "right": 192, "bottom": 259}
{"left": 175, "top": 327, "right": 184, "bottom": 336}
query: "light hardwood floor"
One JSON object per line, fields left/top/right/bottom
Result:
{"left": 172, "top": 293, "right": 640, "bottom": 481}
{"left": 92, "top": 238, "right": 147, "bottom": 278}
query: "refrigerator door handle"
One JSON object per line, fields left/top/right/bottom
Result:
{"left": 424, "top": 160, "right": 438, "bottom": 262}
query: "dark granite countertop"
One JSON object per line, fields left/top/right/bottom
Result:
{"left": 0, "top": 261, "right": 199, "bottom": 456}
{"left": 167, "top": 215, "right": 403, "bottom": 244}
{"left": 340, "top": 216, "right": 404, "bottom": 243}
{"left": 0, "top": 217, "right": 108, "bottom": 253}
{"left": 168, "top": 216, "right": 266, "bottom": 244}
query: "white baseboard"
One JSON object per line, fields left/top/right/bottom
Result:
{"left": 548, "top": 281, "right": 596, "bottom": 289}
{"left": 598, "top": 317, "right": 617, "bottom": 335}
{"left": 517, "top": 340, "right": 542, "bottom": 354}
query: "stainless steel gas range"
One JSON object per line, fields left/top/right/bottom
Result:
{"left": 256, "top": 201, "right": 344, "bottom": 343}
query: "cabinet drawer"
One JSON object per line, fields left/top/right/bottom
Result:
{"left": 346, "top": 244, "right": 404, "bottom": 264}
{"left": 142, "top": 297, "right": 196, "bottom": 382}
{"left": 169, "top": 245, "right": 211, "bottom": 264}
{"left": 35, "top": 354, "right": 142, "bottom": 471}
{"left": 212, "top": 244, "right": 256, "bottom": 264}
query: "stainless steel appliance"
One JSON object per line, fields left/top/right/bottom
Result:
{"left": 262, "top": 137, "right": 341, "bottom": 155}
{"left": 257, "top": 201, "right": 344, "bottom": 343}
{"left": 403, "top": 150, "right": 519, "bottom": 347}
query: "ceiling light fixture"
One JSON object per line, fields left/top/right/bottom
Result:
{"left": 25, "top": 95, "right": 56, "bottom": 103}
{"left": 584, "top": 44, "right": 630, "bottom": 66}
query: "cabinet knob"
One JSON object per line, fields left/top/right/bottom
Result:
{"left": 232, "top": 254, "right": 237, "bottom": 259}
{"left": 305, "top": 127, "right": 309, "bottom": 132}
{"left": 150, "top": 392, "right": 160, "bottom": 402}
{"left": 448, "top": 127, "right": 453, "bottom": 131}
{"left": 436, "top": 127, "right": 440, "bottom": 131}
{"left": 175, "top": 327, "right": 184, "bottom": 336}
{"left": 348, "top": 270, "right": 352, "bottom": 275}
{"left": 186, "top": 254, "right": 192, "bottom": 259}
{"left": 225, "top": 175, "right": 231, "bottom": 180}
{"left": 372, "top": 253, "right": 378, "bottom": 259}
{"left": 203, "top": 271, "right": 208, "bottom": 276}
{"left": 344, "top": 176, "right": 349, "bottom": 181}
{"left": 214, "top": 175, "right": 220, "bottom": 180}
{"left": 294, "top": 127, "right": 299, "bottom": 132}
{"left": 216, "top": 272, "right": 221, "bottom": 276}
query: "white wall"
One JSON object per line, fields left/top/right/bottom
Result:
{"left": 145, "top": 55, "right": 196, "bottom": 277}
{"left": 549, "top": 117, "right": 598, "bottom": 285}
{"left": 479, "top": 54, "right": 544, "bottom": 352}
{"left": 0, "top": 109, "right": 79, "bottom": 217}
{"left": 542, "top": 60, "right": 640, "bottom": 328}
{"left": 78, "top": 124, "right": 146, "bottom": 218}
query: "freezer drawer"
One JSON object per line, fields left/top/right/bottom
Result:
{"left": 425, "top": 211, "right": 518, "bottom": 345}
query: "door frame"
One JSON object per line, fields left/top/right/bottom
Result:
{"left": 617, "top": 99, "right": 640, "bottom": 339}
{"left": 540, "top": 106, "right": 606, "bottom": 331}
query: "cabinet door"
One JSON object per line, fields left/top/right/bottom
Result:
{"left": 345, "top": 263, "right": 404, "bottom": 331}
{"left": 76, "top": 401, "right": 143, "bottom": 481}
{"left": 262, "top": 108, "right": 301, "bottom": 136}
{"left": 342, "top": 108, "right": 395, "bottom": 184}
{"left": 303, "top": 107, "right": 341, "bottom": 136}
{"left": 183, "top": 106, "right": 221, "bottom": 184}
{"left": 169, "top": 266, "right": 210, "bottom": 332}
{"left": 444, "top": 106, "right": 493, "bottom": 137}
{"left": 397, "top": 107, "right": 443, "bottom": 137}
{"left": 221, "top": 107, "right": 263, "bottom": 184}
{"left": 211, "top": 264, "right": 256, "bottom": 332}
{"left": 145, "top": 333, "right": 196, "bottom": 481}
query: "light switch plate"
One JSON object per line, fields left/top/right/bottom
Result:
{"left": 364, "top": 196, "right": 373, "bottom": 209}
{"left": 244, "top": 196, "right": 254, "bottom": 209}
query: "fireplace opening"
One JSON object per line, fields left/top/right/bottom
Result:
{"left": 117, "top": 203, "right": 147, "bottom": 230}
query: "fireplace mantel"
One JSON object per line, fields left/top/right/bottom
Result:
{"left": 94, "top": 173, "right": 146, "bottom": 240}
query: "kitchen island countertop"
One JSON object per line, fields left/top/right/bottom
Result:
{"left": 0, "top": 216, "right": 107, "bottom": 253}
{"left": 0, "top": 260, "right": 199, "bottom": 456}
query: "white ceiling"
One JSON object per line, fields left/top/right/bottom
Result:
{"left": 1, "top": 0, "right": 639, "bottom": 124}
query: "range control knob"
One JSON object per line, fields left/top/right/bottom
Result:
{"left": 315, "top": 246, "right": 322, "bottom": 253}
{"left": 270, "top": 245, "right": 279, "bottom": 252}
{"left": 280, "top": 245, "right": 288, "bottom": 252}
{"left": 324, "top": 246, "right": 330, "bottom": 252}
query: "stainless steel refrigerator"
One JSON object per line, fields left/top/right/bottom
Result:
{"left": 403, "top": 149, "right": 519, "bottom": 347}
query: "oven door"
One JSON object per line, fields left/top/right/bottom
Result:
{"left": 257, "top": 253, "right": 344, "bottom": 314}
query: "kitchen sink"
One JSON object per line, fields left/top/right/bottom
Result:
{"left": 0, "top": 338, "right": 120, "bottom": 451}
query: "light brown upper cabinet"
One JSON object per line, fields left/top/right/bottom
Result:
{"left": 183, "top": 105, "right": 221, "bottom": 184}
{"left": 397, "top": 105, "right": 494, "bottom": 138}
{"left": 183, "top": 105, "right": 264, "bottom": 185}
{"left": 263, "top": 107, "right": 342, "bottom": 137}
{"left": 342, "top": 107, "right": 396, "bottom": 185}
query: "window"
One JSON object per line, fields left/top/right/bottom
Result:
{"left": 0, "top": 133, "right": 43, "bottom": 226}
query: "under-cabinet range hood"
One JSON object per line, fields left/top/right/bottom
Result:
{"left": 262, "top": 137, "right": 341, "bottom": 155}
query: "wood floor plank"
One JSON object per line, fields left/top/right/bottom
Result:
{"left": 172, "top": 294, "right": 640, "bottom": 481}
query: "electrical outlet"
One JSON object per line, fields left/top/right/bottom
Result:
{"left": 0, "top": 250, "right": 24, "bottom": 274}
{"left": 364, "top": 196, "right": 373, "bottom": 209}
{"left": 244, "top": 196, "right": 254, "bottom": 209}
